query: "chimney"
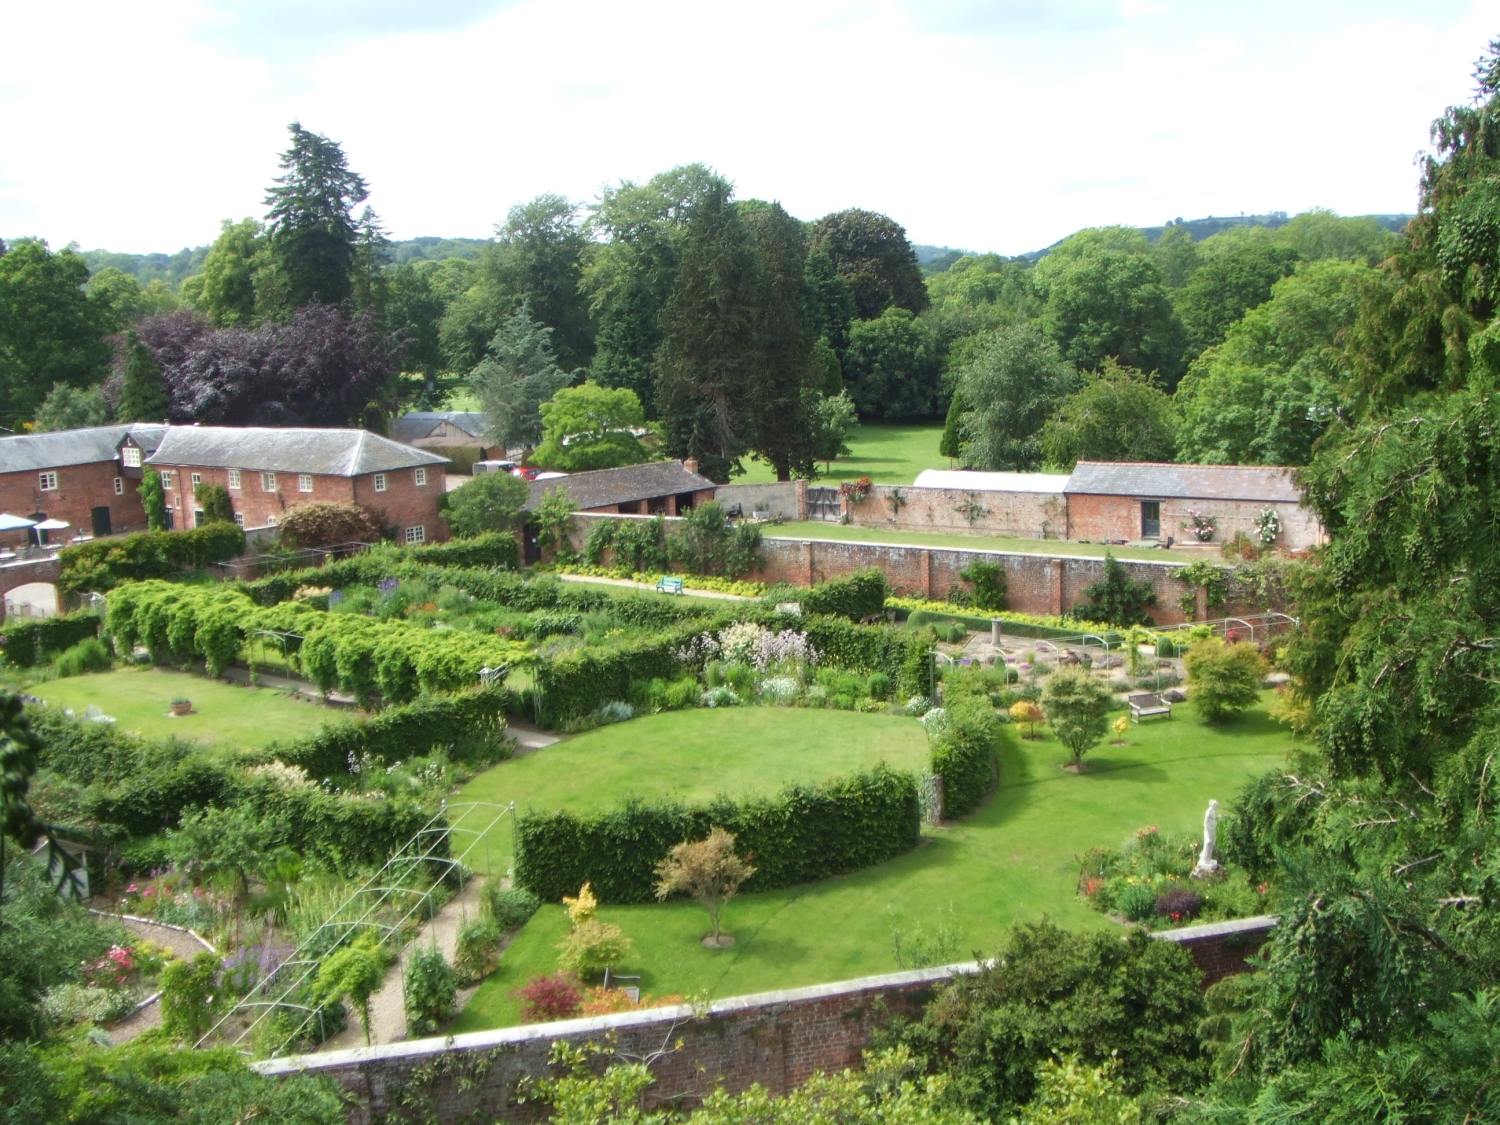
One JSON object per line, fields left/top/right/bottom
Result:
{"left": 683, "top": 458, "right": 699, "bottom": 475}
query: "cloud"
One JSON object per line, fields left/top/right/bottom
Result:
{"left": 897, "top": 0, "right": 1125, "bottom": 37}
{"left": 190, "top": 0, "right": 525, "bottom": 61}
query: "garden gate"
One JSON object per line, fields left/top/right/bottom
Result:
{"left": 805, "top": 486, "right": 841, "bottom": 521}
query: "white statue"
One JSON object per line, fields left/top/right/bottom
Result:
{"left": 1194, "top": 799, "right": 1220, "bottom": 876}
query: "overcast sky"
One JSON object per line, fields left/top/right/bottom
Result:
{"left": 2, "top": 0, "right": 1496, "bottom": 258}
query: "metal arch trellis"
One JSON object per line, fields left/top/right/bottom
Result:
{"left": 198, "top": 800, "right": 515, "bottom": 1056}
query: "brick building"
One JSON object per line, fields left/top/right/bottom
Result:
{"left": 145, "top": 427, "right": 450, "bottom": 543}
{"left": 390, "top": 411, "right": 496, "bottom": 472}
{"left": 523, "top": 459, "right": 717, "bottom": 516}
{"left": 0, "top": 424, "right": 166, "bottom": 539}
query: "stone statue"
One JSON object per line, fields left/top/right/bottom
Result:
{"left": 1194, "top": 799, "right": 1220, "bottom": 876}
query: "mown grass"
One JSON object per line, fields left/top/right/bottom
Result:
{"left": 452, "top": 696, "right": 1293, "bottom": 1030}
{"left": 734, "top": 422, "right": 947, "bottom": 485}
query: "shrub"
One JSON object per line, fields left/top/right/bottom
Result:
{"left": 516, "top": 765, "right": 920, "bottom": 904}
{"left": 484, "top": 886, "right": 541, "bottom": 932}
{"left": 278, "top": 502, "right": 384, "bottom": 549}
{"left": 517, "top": 972, "right": 582, "bottom": 1023}
{"left": 668, "top": 501, "right": 761, "bottom": 577}
{"left": 583, "top": 514, "right": 669, "bottom": 573}
{"left": 1009, "top": 700, "right": 1043, "bottom": 738}
{"left": 160, "top": 951, "right": 223, "bottom": 1042}
{"left": 58, "top": 523, "right": 246, "bottom": 593}
{"left": 1155, "top": 886, "right": 1204, "bottom": 922}
{"left": 653, "top": 827, "right": 755, "bottom": 944}
{"left": 866, "top": 671, "right": 891, "bottom": 700}
{"left": 453, "top": 918, "right": 501, "bottom": 986}
{"left": 446, "top": 471, "right": 529, "bottom": 538}
{"left": 798, "top": 569, "right": 888, "bottom": 620}
{"left": 1115, "top": 882, "right": 1158, "bottom": 922}
{"left": 594, "top": 701, "right": 633, "bottom": 725}
{"left": 1070, "top": 551, "right": 1156, "bottom": 627}
{"left": 557, "top": 919, "right": 632, "bottom": 978}
{"left": 664, "top": 677, "right": 702, "bottom": 709}
{"left": 313, "top": 934, "right": 388, "bottom": 1046}
{"left": 1042, "top": 667, "right": 1113, "bottom": 768}
{"left": 0, "top": 613, "right": 100, "bottom": 668}
{"left": 1185, "top": 638, "right": 1268, "bottom": 721}
{"left": 54, "top": 637, "right": 113, "bottom": 677}
{"left": 402, "top": 943, "right": 456, "bottom": 1036}
{"left": 959, "top": 560, "right": 1008, "bottom": 612}
{"left": 929, "top": 695, "right": 999, "bottom": 818}
{"left": 193, "top": 482, "right": 236, "bottom": 526}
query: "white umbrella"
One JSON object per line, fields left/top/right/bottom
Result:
{"left": 0, "top": 514, "right": 36, "bottom": 531}
{"left": 33, "top": 518, "right": 70, "bottom": 530}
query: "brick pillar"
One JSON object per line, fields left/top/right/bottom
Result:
{"left": 921, "top": 550, "right": 934, "bottom": 599}
{"left": 1049, "top": 559, "right": 1064, "bottom": 615}
{"left": 795, "top": 479, "right": 808, "bottom": 522}
{"left": 802, "top": 541, "right": 814, "bottom": 586}
{"left": 666, "top": 495, "right": 677, "bottom": 516}
{"left": 1195, "top": 584, "right": 1208, "bottom": 622}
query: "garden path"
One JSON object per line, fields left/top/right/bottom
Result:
{"left": 102, "top": 915, "right": 217, "bottom": 1045}
{"left": 318, "top": 875, "right": 489, "bottom": 1051}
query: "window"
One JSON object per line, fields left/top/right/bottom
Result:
{"left": 122, "top": 446, "right": 141, "bottom": 468}
{"left": 266, "top": 515, "right": 277, "bottom": 527}
{"left": 38, "top": 472, "right": 57, "bottom": 492}
{"left": 233, "top": 513, "right": 244, "bottom": 527}
{"left": 228, "top": 469, "right": 241, "bottom": 490}
{"left": 414, "top": 467, "right": 427, "bottom": 487}
{"left": 161, "top": 471, "right": 173, "bottom": 490}
{"left": 262, "top": 472, "right": 277, "bottom": 493}
{"left": 190, "top": 473, "right": 202, "bottom": 488}
{"left": 298, "top": 474, "right": 313, "bottom": 493}
{"left": 1141, "top": 501, "right": 1161, "bottom": 539}
{"left": 374, "top": 473, "right": 387, "bottom": 493}
{"left": 404, "top": 525, "right": 425, "bottom": 544}
{"left": 193, "top": 509, "right": 204, "bottom": 528}
{"left": 113, "top": 477, "right": 124, "bottom": 496}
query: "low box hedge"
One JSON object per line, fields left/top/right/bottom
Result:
{"left": 515, "top": 763, "right": 920, "bottom": 904}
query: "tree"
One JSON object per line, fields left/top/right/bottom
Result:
{"left": 0, "top": 240, "right": 110, "bottom": 426}
{"left": 116, "top": 330, "right": 170, "bottom": 422}
{"left": 348, "top": 206, "right": 391, "bottom": 318}
{"left": 810, "top": 209, "right": 928, "bottom": 319}
{"left": 1174, "top": 241, "right": 1301, "bottom": 358}
{"left": 1070, "top": 552, "right": 1156, "bottom": 626}
{"left": 314, "top": 933, "right": 388, "bottom": 1046}
{"left": 809, "top": 337, "right": 843, "bottom": 395}
{"left": 140, "top": 466, "right": 168, "bottom": 531}
{"left": 465, "top": 309, "right": 570, "bottom": 454}
{"left": 86, "top": 266, "right": 178, "bottom": 333}
{"left": 276, "top": 501, "right": 383, "bottom": 548}
{"left": 1009, "top": 699, "right": 1043, "bottom": 739}
{"left": 803, "top": 250, "right": 856, "bottom": 353}
{"left": 263, "top": 122, "right": 368, "bottom": 311}
{"left": 668, "top": 501, "right": 761, "bottom": 577}
{"left": 940, "top": 384, "right": 965, "bottom": 460}
{"left": 196, "top": 218, "right": 263, "bottom": 326}
{"left": 1013, "top": 1057, "right": 1141, "bottom": 1125}
{"left": 1039, "top": 360, "right": 1176, "bottom": 469}
{"left": 957, "top": 325, "right": 1076, "bottom": 470}
{"left": 384, "top": 263, "right": 447, "bottom": 403}
{"left": 1184, "top": 638, "right": 1267, "bottom": 722}
{"left": 809, "top": 389, "right": 857, "bottom": 470}
{"left": 1041, "top": 667, "right": 1113, "bottom": 769}
{"left": 533, "top": 382, "right": 652, "bottom": 471}
{"left": 445, "top": 471, "right": 530, "bottom": 538}
{"left": 33, "top": 383, "right": 111, "bottom": 431}
{"left": 160, "top": 951, "right": 224, "bottom": 1042}
{"left": 841, "top": 307, "right": 940, "bottom": 420}
{"left": 654, "top": 827, "right": 755, "bottom": 946}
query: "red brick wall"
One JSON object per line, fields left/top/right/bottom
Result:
{"left": 1154, "top": 916, "right": 1278, "bottom": 987}
{"left": 0, "top": 462, "right": 149, "bottom": 537}
{"left": 845, "top": 485, "right": 1067, "bottom": 540}
{"left": 1068, "top": 494, "right": 1322, "bottom": 551}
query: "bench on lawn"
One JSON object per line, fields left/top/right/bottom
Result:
{"left": 603, "top": 965, "right": 641, "bottom": 1002}
{"left": 1128, "top": 691, "right": 1173, "bottom": 723}
{"left": 656, "top": 576, "right": 685, "bottom": 595}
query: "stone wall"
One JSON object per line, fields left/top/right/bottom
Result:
{"left": 256, "top": 920, "right": 1278, "bottom": 1125}
{"left": 715, "top": 482, "right": 803, "bottom": 521}
{"left": 843, "top": 484, "right": 1066, "bottom": 540}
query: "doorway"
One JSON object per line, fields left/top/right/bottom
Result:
{"left": 1140, "top": 501, "right": 1161, "bottom": 538}
{"left": 91, "top": 506, "right": 112, "bottom": 538}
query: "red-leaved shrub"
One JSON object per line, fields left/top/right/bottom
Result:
{"left": 516, "top": 972, "right": 582, "bottom": 1023}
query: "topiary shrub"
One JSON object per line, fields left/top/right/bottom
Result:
{"left": 798, "top": 569, "right": 888, "bottom": 621}
{"left": 278, "top": 502, "right": 384, "bottom": 550}
{"left": 484, "top": 885, "right": 540, "bottom": 932}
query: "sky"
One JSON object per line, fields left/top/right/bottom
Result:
{"left": 1, "top": 0, "right": 1497, "bottom": 258}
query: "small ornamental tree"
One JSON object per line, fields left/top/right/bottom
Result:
{"left": 140, "top": 466, "right": 168, "bottom": 532}
{"left": 446, "top": 471, "right": 529, "bottom": 538}
{"left": 654, "top": 826, "right": 756, "bottom": 947}
{"left": 1041, "top": 666, "right": 1113, "bottom": 770}
{"left": 1184, "top": 638, "right": 1268, "bottom": 722}
{"left": 516, "top": 972, "right": 582, "bottom": 1023}
{"left": 1071, "top": 551, "right": 1156, "bottom": 626}
{"left": 555, "top": 883, "right": 632, "bottom": 978}
{"left": 314, "top": 933, "right": 388, "bottom": 1046}
{"left": 1009, "top": 700, "right": 1043, "bottom": 739}
{"left": 277, "top": 502, "right": 383, "bottom": 549}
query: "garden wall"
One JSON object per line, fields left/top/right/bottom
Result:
{"left": 1067, "top": 495, "right": 1322, "bottom": 552}
{"left": 842, "top": 484, "right": 1067, "bottom": 540}
{"left": 257, "top": 923, "right": 1278, "bottom": 1125}
{"left": 715, "top": 482, "right": 804, "bottom": 520}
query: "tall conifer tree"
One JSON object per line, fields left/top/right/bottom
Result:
{"left": 117, "top": 331, "right": 169, "bottom": 422}
{"left": 263, "top": 123, "right": 368, "bottom": 311}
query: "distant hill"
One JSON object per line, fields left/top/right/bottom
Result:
{"left": 390, "top": 236, "right": 488, "bottom": 264}
{"left": 77, "top": 235, "right": 489, "bottom": 285}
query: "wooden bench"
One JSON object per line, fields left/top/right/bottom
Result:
{"left": 1128, "top": 691, "right": 1173, "bottom": 723}
{"left": 655, "top": 576, "right": 685, "bottom": 595}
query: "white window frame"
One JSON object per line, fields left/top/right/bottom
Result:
{"left": 374, "top": 472, "right": 387, "bottom": 493}
{"left": 228, "top": 469, "right": 241, "bottom": 490}
{"left": 192, "top": 509, "right": 204, "bottom": 528}
{"left": 113, "top": 477, "right": 124, "bottom": 496}
{"left": 161, "top": 471, "right": 173, "bottom": 491}
{"left": 404, "top": 525, "right": 425, "bottom": 544}
{"left": 298, "top": 473, "right": 313, "bottom": 493}
{"left": 266, "top": 514, "right": 277, "bottom": 527}
{"left": 262, "top": 472, "right": 277, "bottom": 493}
{"left": 38, "top": 471, "right": 58, "bottom": 492}
{"left": 190, "top": 472, "right": 202, "bottom": 488}
{"left": 122, "top": 446, "right": 141, "bottom": 468}
{"left": 414, "top": 467, "right": 427, "bottom": 487}
{"left": 233, "top": 513, "right": 244, "bottom": 527}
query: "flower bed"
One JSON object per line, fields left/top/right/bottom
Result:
{"left": 1076, "top": 825, "right": 1266, "bottom": 930}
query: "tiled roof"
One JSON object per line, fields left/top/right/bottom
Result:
{"left": 390, "top": 411, "right": 491, "bottom": 444}
{"left": 522, "top": 460, "right": 717, "bottom": 511}
{"left": 1064, "top": 462, "right": 1302, "bottom": 503}
{"left": 147, "top": 427, "right": 448, "bottom": 476}
{"left": 0, "top": 424, "right": 162, "bottom": 474}
{"left": 913, "top": 469, "right": 1071, "bottom": 493}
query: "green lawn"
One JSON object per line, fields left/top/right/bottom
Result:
{"left": 764, "top": 523, "right": 1174, "bottom": 563}
{"left": 453, "top": 697, "right": 1294, "bottom": 1030}
{"left": 29, "top": 667, "right": 341, "bottom": 749}
{"left": 459, "top": 709, "right": 929, "bottom": 876}
{"left": 735, "top": 422, "right": 947, "bottom": 485}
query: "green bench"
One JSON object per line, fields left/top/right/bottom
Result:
{"left": 656, "top": 576, "right": 685, "bottom": 595}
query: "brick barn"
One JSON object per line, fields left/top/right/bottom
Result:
{"left": 390, "top": 411, "right": 497, "bottom": 472}
{"left": 1063, "top": 462, "right": 1321, "bottom": 550}
{"left": 144, "top": 427, "right": 450, "bottom": 543}
{"left": 0, "top": 424, "right": 166, "bottom": 540}
{"left": 523, "top": 460, "right": 717, "bottom": 517}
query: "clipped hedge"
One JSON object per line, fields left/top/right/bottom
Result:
{"left": 0, "top": 612, "right": 101, "bottom": 667}
{"left": 906, "top": 608, "right": 1126, "bottom": 645}
{"left": 535, "top": 626, "right": 697, "bottom": 726}
{"left": 268, "top": 687, "right": 510, "bottom": 779}
{"left": 58, "top": 523, "right": 247, "bottom": 593}
{"left": 796, "top": 568, "right": 889, "bottom": 621}
{"left": 930, "top": 695, "right": 1000, "bottom": 819}
{"left": 515, "top": 764, "right": 920, "bottom": 904}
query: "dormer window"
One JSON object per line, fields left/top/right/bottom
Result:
{"left": 122, "top": 446, "right": 141, "bottom": 468}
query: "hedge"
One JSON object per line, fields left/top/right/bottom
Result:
{"left": 268, "top": 687, "right": 510, "bottom": 779}
{"left": 515, "top": 764, "right": 920, "bottom": 904}
{"left": 535, "top": 626, "right": 698, "bottom": 726}
{"left": 58, "top": 523, "right": 247, "bottom": 593}
{"left": 906, "top": 607, "right": 1126, "bottom": 645}
{"left": 796, "top": 569, "right": 889, "bottom": 621}
{"left": 0, "top": 612, "right": 101, "bottom": 667}
{"left": 930, "top": 695, "right": 1000, "bottom": 819}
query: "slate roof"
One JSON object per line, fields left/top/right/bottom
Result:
{"left": 913, "top": 469, "right": 1071, "bottom": 493}
{"left": 0, "top": 424, "right": 162, "bottom": 474}
{"left": 1064, "top": 462, "right": 1302, "bottom": 503}
{"left": 522, "top": 460, "right": 717, "bottom": 511}
{"left": 390, "top": 412, "right": 491, "bottom": 444}
{"left": 118, "top": 425, "right": 168, "bottom": 457}
{"left": 147, "top": 427, "right": 448, "bottom": 476}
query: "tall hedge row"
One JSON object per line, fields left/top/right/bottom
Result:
{"left": 535, "top": 626, "right": 699, "bottom": 726}
{"left": 268, "top": 688, "right": 510, "bottom": 779}
{"left": 515, "top": 764, "right": 920, "bottom": 903}
{"left": 930, "top": 695, "right": 1000, "bottom": 819}
{"left": 0, "top": 613, "right": 101, "bottom": 666}
{"left": 58, "top": 523, "right": 247, "bottom": 593}
{"left": 796, "top": 568, "right": 889, "bottom": 621}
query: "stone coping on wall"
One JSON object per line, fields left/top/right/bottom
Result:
{"left": 253, "top": 962, "right": 982, "bottom": 1078}
{"left": 1152, "top": 914, "right": 1279, "bottom": 943}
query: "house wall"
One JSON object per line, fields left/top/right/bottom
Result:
{"left": 843, "top": 484, "right": 1067, "bottom": 540}
{"left": 0, "top": 462, "right": 148, "bottom": 536}
{"left": 1066, "top": 494, "right": 1321, "bottom": 550}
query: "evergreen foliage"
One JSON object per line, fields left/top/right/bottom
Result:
{"left": 118, "top": 329, "right": 171, "bottom": 421}
{"left": 263, "top": 122, "right": 368, "bottom": 310}
{"left": 1070, "top": 552, "right": 1156, "bottom": 626}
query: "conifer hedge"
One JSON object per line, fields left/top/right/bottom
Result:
{"left": 515, "top": 764, "right": 920, "bottom": 903}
